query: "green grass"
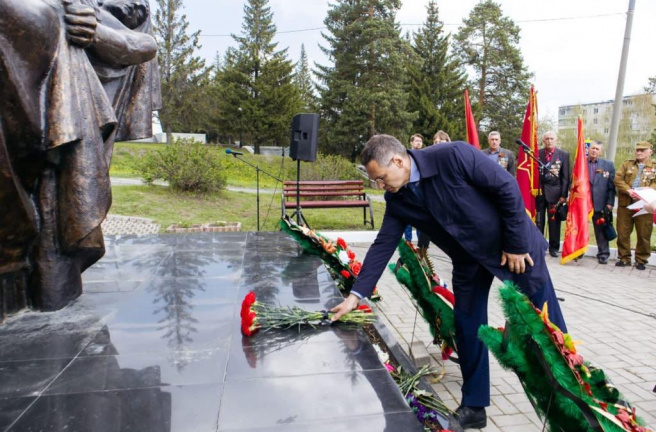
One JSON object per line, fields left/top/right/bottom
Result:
{"left": 110, "top": 142, "right": 377, "bottom": 191}
{"left": 110, "top": 185, "right": 386, "bottom": 232}
{"left": 110, "top": 142, "right": 165, "bottom": 177}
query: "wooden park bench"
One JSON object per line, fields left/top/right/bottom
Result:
{"left": 281, "top": 180, "right": 375, "bottom": 228}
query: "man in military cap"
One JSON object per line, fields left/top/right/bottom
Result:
{"left": 614, "top": 141, "right": 656, "bottom": 270}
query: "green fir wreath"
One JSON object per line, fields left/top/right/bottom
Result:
{"left": 479, "top": 283, "right": 653, "bottom": 432}
{"left": 388, "top": 239, "right": 456, "bottom": 360}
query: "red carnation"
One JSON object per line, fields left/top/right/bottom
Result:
{"left": 245, "top": 291, "right": 256, "bottom": 305}
{"left": 357, "top": 305, "right": 372, "bottom": 314}
{"left": 337, "top": 237, "right": 348, "bottom": 250}
{"left": 241, "top": 291, "right": 257, "bottom": 318}
{"left": 441, "top": 346, "right": 454, "bottom": 360}
{"left": 340, "top": 270, "right": 352, "bottom": 278}
{"left": 350, "top": 261, "right": 362, "bottom": 276}
{"left": 241, "top": 322, "right": 256, "bottom": 336}
{"left": 347, "top": 249, "right": 356, "bottom": 261}
{"left": 241, "top": 311, "right": 260, "bottom": 336}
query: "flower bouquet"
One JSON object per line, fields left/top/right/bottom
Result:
{"left": 373, "top": 344, "right": 453, "bottom": 429}
{"left": 240, "top": 291, "right": 376, "bottom": 336}
{"left": 479, "top": 283, "right": 654, "bottom": 432}
{"left": 279, "top": 215, "right": 381, "bottom": 301}
{"left": 388, "top": 240, "right": 456, "bottom": 360}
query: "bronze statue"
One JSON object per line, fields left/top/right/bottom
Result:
{"left": 0, "top": 0, "right": 160, "bottom": 320}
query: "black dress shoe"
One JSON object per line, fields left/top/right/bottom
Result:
{"left": 615, "top": 261, "right": 629, "bottom": 267}
{"left": 447, "top": 406, "right": 487, "bottom": 431}
{"left": 549, "top": 249, "right": 559, "bottom": 257}
{"left": 636, "top": 263, "right": 646, "bottom": 270}
{"left": 598, "top": 258, "right": 608, "bottom": 264}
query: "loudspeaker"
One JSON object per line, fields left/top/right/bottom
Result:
{"left": 290, "top": 113, "right": 319, "bottom": 162}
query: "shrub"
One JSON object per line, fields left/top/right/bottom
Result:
{"left": 286, "top": 153, "right": 362, "bottom": 181}
{"left": 138, "top": 139, "right": 226, "bottom": 193}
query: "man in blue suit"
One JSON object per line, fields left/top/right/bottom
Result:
{"left": 331, "top": 135, "right": 567, "bottom": 431}
{"left": 588, "top": 141, "right": 616, "bottom": 264}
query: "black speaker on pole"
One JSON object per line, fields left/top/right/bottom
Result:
{"left": 289, "top": 113, "right": 319, "bottom": 162}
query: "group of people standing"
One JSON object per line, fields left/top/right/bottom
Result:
{"left": 405, "top": 130, "right": 656, "bottom": 270}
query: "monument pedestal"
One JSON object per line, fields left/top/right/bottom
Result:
{"left": 0, "top": 232, "right": 428, "bottom": 431}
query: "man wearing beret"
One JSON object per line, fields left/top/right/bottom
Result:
{"left": 614, "top": 141, "right": 656, "bottom": 270}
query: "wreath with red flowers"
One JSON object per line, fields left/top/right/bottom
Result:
{"left": 280, "top": 216, "right": 381, "bottom": 301}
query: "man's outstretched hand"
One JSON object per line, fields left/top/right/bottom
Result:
{"left": 501, "top": 251, "right": 534, "bottom": 274}
{"left": 330, "top": 294, "right": 360, "bottom": 322}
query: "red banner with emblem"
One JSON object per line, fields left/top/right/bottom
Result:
{"left": 561, "top": 116, "right": 593, "bottom": 264}
{"left": 517, "top": 86, "right": 539, "bottom": 222}
{"left": 464, "top": 89, "right": 480, "bottom": 149}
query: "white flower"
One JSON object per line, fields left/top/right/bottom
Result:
{"left": 373, "top": 343, "right": 389, "bottom": 365}
{"left": 338, "top": 250, "right": 349, "bottom": 265}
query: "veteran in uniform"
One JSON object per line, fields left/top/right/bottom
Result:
{"left": 588, "top": 141, "right": 616, "bottom": 264}
{"left": 537, "top": 131, "right": 571, "bottom": 257}
{"left": 482, "top": 131, "right": 516, "bottom": 176}
{"left": 614, "top": 141, "right": 656, "bottom": 270}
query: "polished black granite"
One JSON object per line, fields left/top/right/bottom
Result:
{"left": 0, "top": 232, "right": 424, "bottom": 432}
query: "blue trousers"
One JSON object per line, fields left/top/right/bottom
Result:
{"left": 452, "top": 262, "right": 567, "bottom": 408}
{"left": 404, "top": 225, "right": 413, "bottom": 241}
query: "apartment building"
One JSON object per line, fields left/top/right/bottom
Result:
{"left": 558, "top": 93, "right": 656, "bottom": 144}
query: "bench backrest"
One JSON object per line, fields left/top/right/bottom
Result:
{"left": 283, "top": 180, "right": 365, "bottom": 198}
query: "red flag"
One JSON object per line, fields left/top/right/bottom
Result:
{"left": 517, "top": 86, "right": 539, "bottom": 222}
{"left": 464, "top": 89, "right": 480, "bottom": 149}
{"left": 561, "top": 116, "right": 593, "bottom": 264}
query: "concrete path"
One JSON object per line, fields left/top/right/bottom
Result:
{"left": 110, "top": 177, "right": 386, "bottom": 202}
{"left": 347, "top": 242, "right": 656, "bottom": 431}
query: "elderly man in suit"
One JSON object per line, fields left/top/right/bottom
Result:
{"left": 331, "top": 135, "right": 567, "bottom": 432}
{"left": 482, "top": 131, "right": 516, "bottom": 176}
{"left": 587, "top": 141, "right": 616, "bottom": 264}
{"left": 536, "top": 131, "right": 571, "bottom": 257}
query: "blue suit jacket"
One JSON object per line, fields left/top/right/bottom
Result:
{"left": 590, "top": 158, "right": 616, "bottom": 212}
{"left": 352, "top": 142, "right": 550, "bottom": 304}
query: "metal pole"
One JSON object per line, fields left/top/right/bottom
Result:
{"left": 295, "top": 159, "right": 301, "bottom": 225}
{"left": 256, "top": 168, "right": 260, "bottom": 231}
{"left": 607, "top": 0, "right": 636, "bottom": 162}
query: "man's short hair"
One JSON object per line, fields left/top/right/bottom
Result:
{"left": 542, "top": 131, "right": 557, "bottom": 140}
{"left": 361, "top": 134, "right": 406, "bottom": 166}
{"left": 488, "top": 131, "right": 500, "bottom": 139}
{"left": 410, "top": 133, "right": 423, "bottom": 142}
{"left": 592, "top": 140, "right": 603, "bottom": 147}
{"left": 433, "top": 130, "right": 451, "bottom": 142}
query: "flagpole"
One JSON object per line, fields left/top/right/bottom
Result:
{"left": 607, "top": 0, "right": 637, "bottom": 163}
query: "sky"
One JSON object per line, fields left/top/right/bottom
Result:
{"left": 151, "top": 0, "right": 656, "bottom": 122}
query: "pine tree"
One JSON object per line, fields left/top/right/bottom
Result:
{"left": 217, "top": 0, "right": 300, "bottom": 153}
{"left": 294, "top": 44, "right": 318, "bottom": 112}
{"left": 408, "top": 1, "right": 467, "bottom": 143}
{"left": 154, "top": 0, "right": 211, "bottom": 142}
{"left": 453, "top": 0, "right": 532, "bottom": 148}
{"left": 316, "top": 0, "right": 415, "bottom": 159}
